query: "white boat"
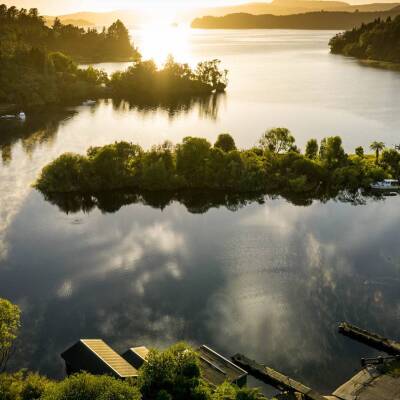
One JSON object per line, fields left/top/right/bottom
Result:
{"left": 370, "top": 179, "right": 400, "bottom": 190}
{"left": 82, "top": 100, "right": 96, "bottom": 106}
{"left": 0, "top": 112, "right": 26, "bottom": 120}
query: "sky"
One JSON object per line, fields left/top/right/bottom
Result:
{"left": 3, "top": 0, "right": 248, "bottom": 15}
{"left": 3, "top": 0, "right": 399, "bottom": 15}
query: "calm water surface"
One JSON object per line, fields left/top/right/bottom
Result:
{"left": 1, "top": 30, "right": 400, "bottom": 394}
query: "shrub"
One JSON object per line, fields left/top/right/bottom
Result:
{"left": 41, "top": 373, "right": 140, "bottom": 400}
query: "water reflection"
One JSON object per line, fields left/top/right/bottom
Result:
{"left": 38, "top": 189, "right": 384, "bottom": 215}
{"left": 2, "top": 193, "right": 400, "bottom": 393}
{"left": 0, "top": 109, "right": 76, "bottom": 164}
{"left": 111, "top": 93, "right": 224, "bottom": 121}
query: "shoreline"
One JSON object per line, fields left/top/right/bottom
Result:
{"left": 358, "top": 59, "right": 400, "bottom": 72}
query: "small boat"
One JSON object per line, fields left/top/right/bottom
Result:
{"left": 82, "top": 100, "right": 96, "bottom": 106}
{"left": 384, "top": 192, "right": 398, "bottom": 197}
{"left": 370, "top": 179, "right": 400, "bottom": 190}
{"left": 0, "top": 111, "right": 26, "bottom": 120}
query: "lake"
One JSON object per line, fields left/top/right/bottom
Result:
{"left": 1, "top": 29, "right": 400, "bottom": 394}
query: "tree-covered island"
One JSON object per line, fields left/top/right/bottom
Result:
{"left": 0, "top": 5, "right": 227, "bottom": 110}
{"left": 35, "top": 129, "right": 400, "bottom": 209}
{"left": 329, "top": 14, "right": 400, "bottom": 68}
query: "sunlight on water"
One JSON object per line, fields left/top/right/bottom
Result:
{"left": 134, "top": 24, "right": 195, "bottom": 67}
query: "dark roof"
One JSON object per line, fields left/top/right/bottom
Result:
{"left": 122, "top": 346, "right": 149, "bottom": 370}
{"left": 198, "top": 345, "right": 247, "bottom": 386}
{"left": 61, "top": 339, "right": 138, "bottom": 378}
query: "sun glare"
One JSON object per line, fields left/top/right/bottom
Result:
{"left": 137, "top": 22, "right": 193, "bottom": 68}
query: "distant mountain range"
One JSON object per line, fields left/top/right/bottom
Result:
{"left": 44, "top": 17, "right": 95, "bottom": 28}
{"left": 45, "top": 0, "right": 400, "bottom": 29}
{"left": 44, "top": 11, "right": 140, "bottom": 29}
{"left": 192, "top": 7, "right": 400, "bottom": 29}
{"left": 195, "top": 0, "right": 400, "bottom": 17}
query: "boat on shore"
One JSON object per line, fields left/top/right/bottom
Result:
{"left": 370, "top": 179, "right": 400, "bottom": 190}
{"left": 0, "top": 111, "right": 26, "bottom": 120}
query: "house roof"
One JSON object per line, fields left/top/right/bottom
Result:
{"left": 198, "top": 345, "right": 247, "bottom": 386}
{"left": 130, "top": 346, "right": 150, "bottom": 360}
{"left": 61, "top": 339, "right": 138, "bottom": 378}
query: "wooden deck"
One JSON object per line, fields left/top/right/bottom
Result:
{"left": 332, "top": 365, "right": 400, "bottom": 400}
{"left": 231, "top": 353, "right": 326, "bottom": 400}
{"left": 338, "top": 322, "right": 400, "bottom": 355}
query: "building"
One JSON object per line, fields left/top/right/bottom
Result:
{"left": 122, "top": 344, "right": 248, "bottom": 387}
{"left": 122, "top": 346, "right": 150, "bottom": 369}
{"left": 61, "top": 339, "right": 138, "bottom": 379}
{"left": 198, "top": 345, "right": 247, "bottom": 387}
{"left": 61, "top": 339, "right": 247, "bottom": 387}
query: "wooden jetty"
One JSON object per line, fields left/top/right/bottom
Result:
{"left": 338, "top": 322, "right": 400, "bottom": 355}
{"left": 231, "top": 353, "right": 326, "bottom": 400}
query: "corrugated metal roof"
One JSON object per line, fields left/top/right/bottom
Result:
{"left": 131, "top": 346, "right": 149, "bottom": 360}
{"left": 199, "top": 345, "right": 247, "bottom": 385}
{"left": 81, "top": 339, "right": 138, "bottom": 378}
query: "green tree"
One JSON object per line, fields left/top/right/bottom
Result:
{"left": 0, "top": 298, "right": 21, "bottom": 372}
{"left": 195, "top": 60, "right": 227, "bottom": 92}
{"left": 41, "top": 373, "right": 140, "bottom": 400}
{"left": 259, "top": 128, "right": 295, "bottom": 154}
{"left": 214, "top": 133, "right": 237, "bottom": 152}
{"left": 305, "top": 139, "right": 318, "bottom": 159}
{"left": 370, "top": 141, "right": 385, "bottom": 164}
{"left": 355, "top": 146, "right": 364, "bottom": 158}
{"left": 138, "top": 343, "right": 207, "bottom": 400}
{"left": 381, "top": 148, "right": 400, "bottom": 178}
{"left": 320, "top": 136, "right": 346, "bottom": 168}
{"left": 0, "top": 371, "right": 53, "bottom": 400}
{"left": 176, "top": 137, "right": 212, "bottom": 187}
{"left": 212, "top": 382, "right": 264, "bottom": 400}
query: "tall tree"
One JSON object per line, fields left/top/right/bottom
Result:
{"left": 259, "top": 127, "right": 295, "bottom": 154}
{"left": 370, "top": 141, "right": 385, "bottom": 164}
{"left": 0, "top": 298, "right": 21, "bottom": 372}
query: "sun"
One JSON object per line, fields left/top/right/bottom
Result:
{"left": 137, "top": 20, "right": 193, "bottom": 68}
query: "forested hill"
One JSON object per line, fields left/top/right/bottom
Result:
{"left": 0, "top": 4, "right": 139, "bottom": 62}
{"left": 329, "top": 14, "right": 400, "bottom": 63}
{"left": 191, "top": 8, "right": 400, "bottom": 29}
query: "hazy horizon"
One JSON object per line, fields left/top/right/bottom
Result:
{"left": 3, "top": 0, "right": 400, "bottom": 16}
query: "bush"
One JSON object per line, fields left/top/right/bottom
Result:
{"left": 41, "top": 373, "right": 140, "bottom": 400}
{"left": 0, "top": 371, "right": 52, "bottom": 400}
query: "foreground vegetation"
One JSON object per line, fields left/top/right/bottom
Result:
{"left": 35, "top": 129, "right": 399, "bottom": 200}
{"left": 0, "top": 297, "right": 267, "bottom": 400}
{"left": 329, "top": 14, "right": 400, "bottom": 64}
{"left": 0, "top": 5, "right": 228, "bottom": 109}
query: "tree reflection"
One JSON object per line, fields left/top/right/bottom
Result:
{"left": 110, "top": 92, "right": 223, "bottom": 120}
{"left": 0, "top": 109, "right": 76, "bottom": 163}
{"left": 39, "top": 188, "right": 385, "bottom": 215}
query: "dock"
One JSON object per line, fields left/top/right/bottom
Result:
{"left": 231, "top": 353, "right": 326, "bottom": 400}
{"left": 338, "top": 322, "right": 400, "bottom": 355}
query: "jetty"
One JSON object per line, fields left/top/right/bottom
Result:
{"left": 232, "top": 353, "right": 326, "bottom": 400}
{"left": 338, "top": 322, "right": 400, "bottom": 355}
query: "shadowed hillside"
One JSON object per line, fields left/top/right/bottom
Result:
{"left": 192, "top": 8, "right": 400, "bottom": 29}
